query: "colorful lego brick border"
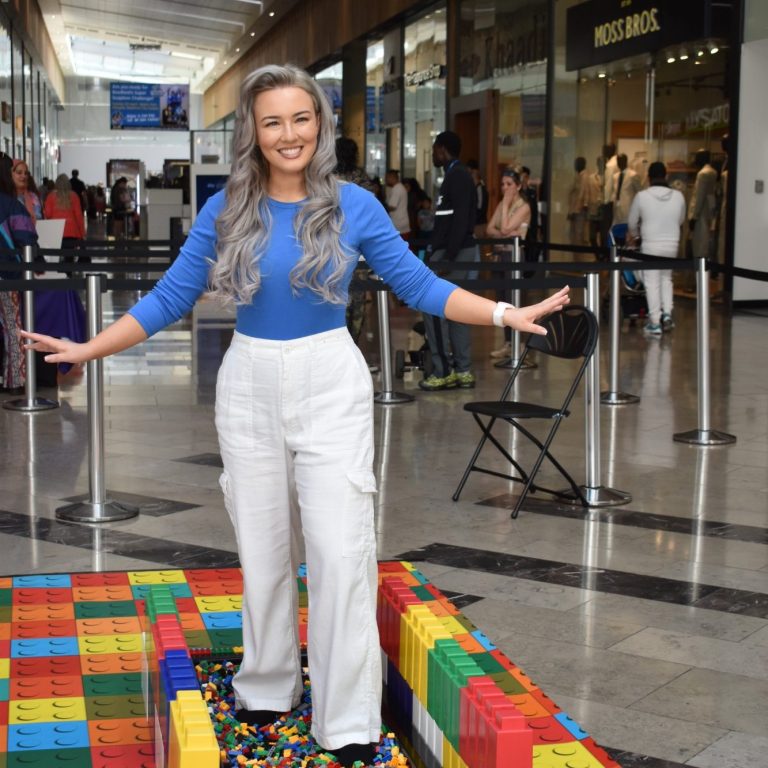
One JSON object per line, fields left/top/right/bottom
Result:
{"left": 0, "top": 565, "right": 620, "bottom": 768}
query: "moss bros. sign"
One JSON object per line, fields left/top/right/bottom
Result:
{"left": 566, "top": 0, "right": 709, "bottom": 71}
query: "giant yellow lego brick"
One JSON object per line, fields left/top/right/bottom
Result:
{"left": 533, "top": 741, "right": 606, "bottom": 768}
{"left": 416, "top": 618, "right": 452, "bottom": 708}
{"left": 128, "top": 570, "right": 187, "bottom": 585}
{"left": 437, "top": 615, "right": 466, "bottom": 636}
{"left": 194, "top": 596, "right": 242, "bottom": 613}
{"left": 168, "top": 690, "right": 219, "bottom": 768}
{"left": 400, "top": 605, "right": 432, "bottom": 691}
{"left": 442, "top": 735, "right": 469, "bottom": 768}
{"left": 0, "top": 658, "right": 9, "bottom": 679}
{"left": 77, "top": 633, "right": 144, "bottom": 655}
{"left": 9, "top": 696, "right": 87, "bottom": 724}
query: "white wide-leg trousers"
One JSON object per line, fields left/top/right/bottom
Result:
{"left": 215, "top": 328, "right": 382, "bottom": 750}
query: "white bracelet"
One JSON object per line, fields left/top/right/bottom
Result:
{"left": 492, "top": 301, "right": 515, "bottom": 327}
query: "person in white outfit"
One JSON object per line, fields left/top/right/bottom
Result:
{"left": 20, "top": 64, "right": 570, "bottom": 768}
{"left": 627, "top": 161, "right": 686, "bottom": 336}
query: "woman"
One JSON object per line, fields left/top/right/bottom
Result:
{"left": 485, "top": 167, "right": 531, "bottom": 359}
{"left": 0, "top": 154, "right": 37, "bottom": 394}
{"left": 22, "top": 65, "right": 568, "bottom": 767}
{"left": 44, "top": 174, "right": 86, "bottom": 258}
{"left": 12, "top": 160, "right": 43, "bottom": 222}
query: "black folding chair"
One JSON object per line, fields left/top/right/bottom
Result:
{"left": 452, "top": 306, "right": 598, "bottom": 518}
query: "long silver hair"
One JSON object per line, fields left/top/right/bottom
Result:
{"left": 209, "top": 64, "right": 347, "bottom": 305}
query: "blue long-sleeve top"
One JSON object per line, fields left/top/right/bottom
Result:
{"left": 129, "top": 183, "right": 456, "bottom": 340}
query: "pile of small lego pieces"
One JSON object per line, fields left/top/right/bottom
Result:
{"left": 197, "top": 660, "right": 410, "bottom": 768}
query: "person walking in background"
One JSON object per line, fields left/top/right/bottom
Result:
{"left": 384, "top": 169, "right": 410, "bottom": 240}
{"left": 69, "top": 169, "right": 88, "bottom": 217}
{"left": 44, "top": 174, "right": 86, "bottom": 261}
{"left": 486, "top": 167, "right": 531, "bottom": 359}
{"left": 12, "top": 160, "right": 43, "bottom": 223}
{"left": 627, "top": 161, "right": 686, "bottom": 336}
{"left": 420, "top": 130, "right": 479, "bottom": 391}
{"left": 20, "top": 64, "right": 571, "bottom": 767}
{"left": 0, "top": 154, "right": 37, "bottom": 394}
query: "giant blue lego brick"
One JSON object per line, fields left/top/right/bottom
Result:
{"left": 11, "top": 638, "right": 81, "bottom": 658}
{"left": 8, "top": 721, "right": 90, "bottom": 751}
{"left": 12, "top": 575, "right": 72, "bottom": 589}
{"left": 200, "top": 611, "right": 242, "bottom": 630}
{"left": 556, "top": 711, "right": 590, "bottom": 740}
{"left": 131, "top": 583, "right": 192, "bottom": 600}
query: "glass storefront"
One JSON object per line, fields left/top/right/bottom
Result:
{"left": 459, "top": 0, "right": 548, "bottom": 189}
{"left": 550, "top": 0, "right": 736, "bottom": 256}
{"left": 365, "top": 39, "right": 386, "bottom": 181}
{"left": 402, "top": 9, "right": 446, "bottom": 194}
{"left": 314, "top": 61, "right": 343, "bottom": 136}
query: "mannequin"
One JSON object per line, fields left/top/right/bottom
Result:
{"left": 611, "top": 153, "right": 640, "bottom": 226}
{"left": 688, "top": 149, "right": 718, "bottom": 262}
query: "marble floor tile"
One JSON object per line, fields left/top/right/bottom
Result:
{"left": 573, "top": 592, "right": 768, "bottom": 643}
{"left": 493, "top": 631, "right": 690, "bottom": 708}
{"left": 550, "top": 692, "right": 726, "bottom": 764}
{"left": 630, "top": 668, "right": 768, "bottom": 736}
{"left": 687, "top": 731, "right": 768, "bottom": 768}
{"left": 608, "top": 627, "right": 768, "bottom": 680}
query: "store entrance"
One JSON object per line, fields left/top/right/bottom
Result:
{"left": 573, "top": 42, "right": 729, "bottom": 269}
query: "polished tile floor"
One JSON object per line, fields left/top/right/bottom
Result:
{"left": 2, "top": 286, "right": 767, "bottom": 768}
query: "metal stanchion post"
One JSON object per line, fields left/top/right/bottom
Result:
{"left": 601, "top": 243, "right": 639, "bottom": 405}
{"left": 373, "top": 276, "right": 414, "bottom": 405}
{"left": 674, "top": 258, "right": 736, "bottom": 446}
{"left": 495, "top": 236, "right": 536, "bottom": 370}
{"left": 4, "top": 245, "right": 59, "bottom": 412}
{"left": 57, "top": 274, "right": 139, "bottom": 522}
{"left": 572, "top": 272, "right": 631, "bottom": 507}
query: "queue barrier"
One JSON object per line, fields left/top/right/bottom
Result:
{"left": 4, "top": 239, "right": 768, "bottom": 516}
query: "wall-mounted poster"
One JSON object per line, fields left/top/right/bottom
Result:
{"left": 110, "top": 83, "right": 190, "bottom": 130}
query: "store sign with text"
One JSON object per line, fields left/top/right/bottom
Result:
{"left": 566, "top": 0, "right": 709, "bottom": 71}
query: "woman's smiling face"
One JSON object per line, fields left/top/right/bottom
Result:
{"left": 12, "top": 163, "right": 29, "bottom": 191}
{"left": 253, "top": 86, "right": 320, "bottom": 182}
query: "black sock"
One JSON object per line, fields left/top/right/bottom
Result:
{"left": 326, "top": 742, "right": 378, "bottom": 767}
{"left": 234, "top": 708, "right": 280, "bottom": 726}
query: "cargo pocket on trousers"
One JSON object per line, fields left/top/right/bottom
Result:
{"left": 342, "top": 469, "right": 377, "bottom": 558}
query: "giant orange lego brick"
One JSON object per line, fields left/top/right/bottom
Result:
{"left": 76, "top": 618, "right": 143, "bottom": 637}
{"left": 0, "top": 577, "right": 12, "bottom": 588}
{"left": 11, "top": 620, "right": 78, "bottom": 640}
{"left": 178, "top": 613, "right": 205, "bottom": 632}
{"left": 507, "top": 692, "right": 552, "bottom": 719}
{"left": 11, "top": 675, "right": 84, "bottom": 700}
{"left": 88, "top": 717, "right": 153, "bottom": 746}
{"left": 0, "top": 624, "right": 9, "bottom": 641}
{"left": 79, "top": 653, "right": 144, "bottom": 676}
{"left": 11, "top": 604, "right": 75, "bottom": 623}
{"left": 72, "top": 586, "right": 135, "bottom": 603}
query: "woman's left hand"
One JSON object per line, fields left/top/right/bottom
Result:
{"left": 504, "top": 286, "right": 570, "bottom": 335}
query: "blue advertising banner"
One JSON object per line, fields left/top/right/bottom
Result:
{"left": 110, "top": 83, "right": 190, "bottom": 130}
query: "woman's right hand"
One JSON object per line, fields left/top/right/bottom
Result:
{"left": 20, "top": 330, "right": 94, "bottom": 364}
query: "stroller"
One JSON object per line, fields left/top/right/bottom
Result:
{"left": 602, "top": 223, "right": 648, "bottom": 325}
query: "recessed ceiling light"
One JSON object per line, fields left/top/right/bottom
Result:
{"left": 250, "top": 31, "right": 256, "bottom": 37}
{"left": 268, "top": 11, "right": 275, "bottom": 16}
{"left": 235, "top": 48, "right": 240, "bottom": 53}
{"left": 667, "top": 56, "right": 675, "bottom": 63}
{"left": 710, "top": 45, "right": 719, "bottom": 54}
{"left": 597, "top": 71, "right": 606, "bottom": 79}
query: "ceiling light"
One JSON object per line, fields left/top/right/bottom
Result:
{"left": 697, "top": 49, "right": 705, "bottom": 57}
{"left": 250, "top": 31, "right": 256, "bottom": 36}
{"left": 597, "top": 71, "right": 606, "bottom": 79}
{"left": 667, "top": 55, "right": 676, "bottom": 63}
{"left": 235, "top": 48, "right": 240, "bottom": 52}
{"left": 679, "top": 50, "right": 689, "bottom": 60}
{"left": 268, "top": 11, "right": 275, "bottom": 16}
{"left": 710, "top": 45, "right": 719, "bottom": 54}
{"left": 171, "top": 51, "right": 202, "bottom": 60}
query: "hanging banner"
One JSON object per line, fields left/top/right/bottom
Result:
{"left": 565, "top": 0, "right": 710, "bottom": 71}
